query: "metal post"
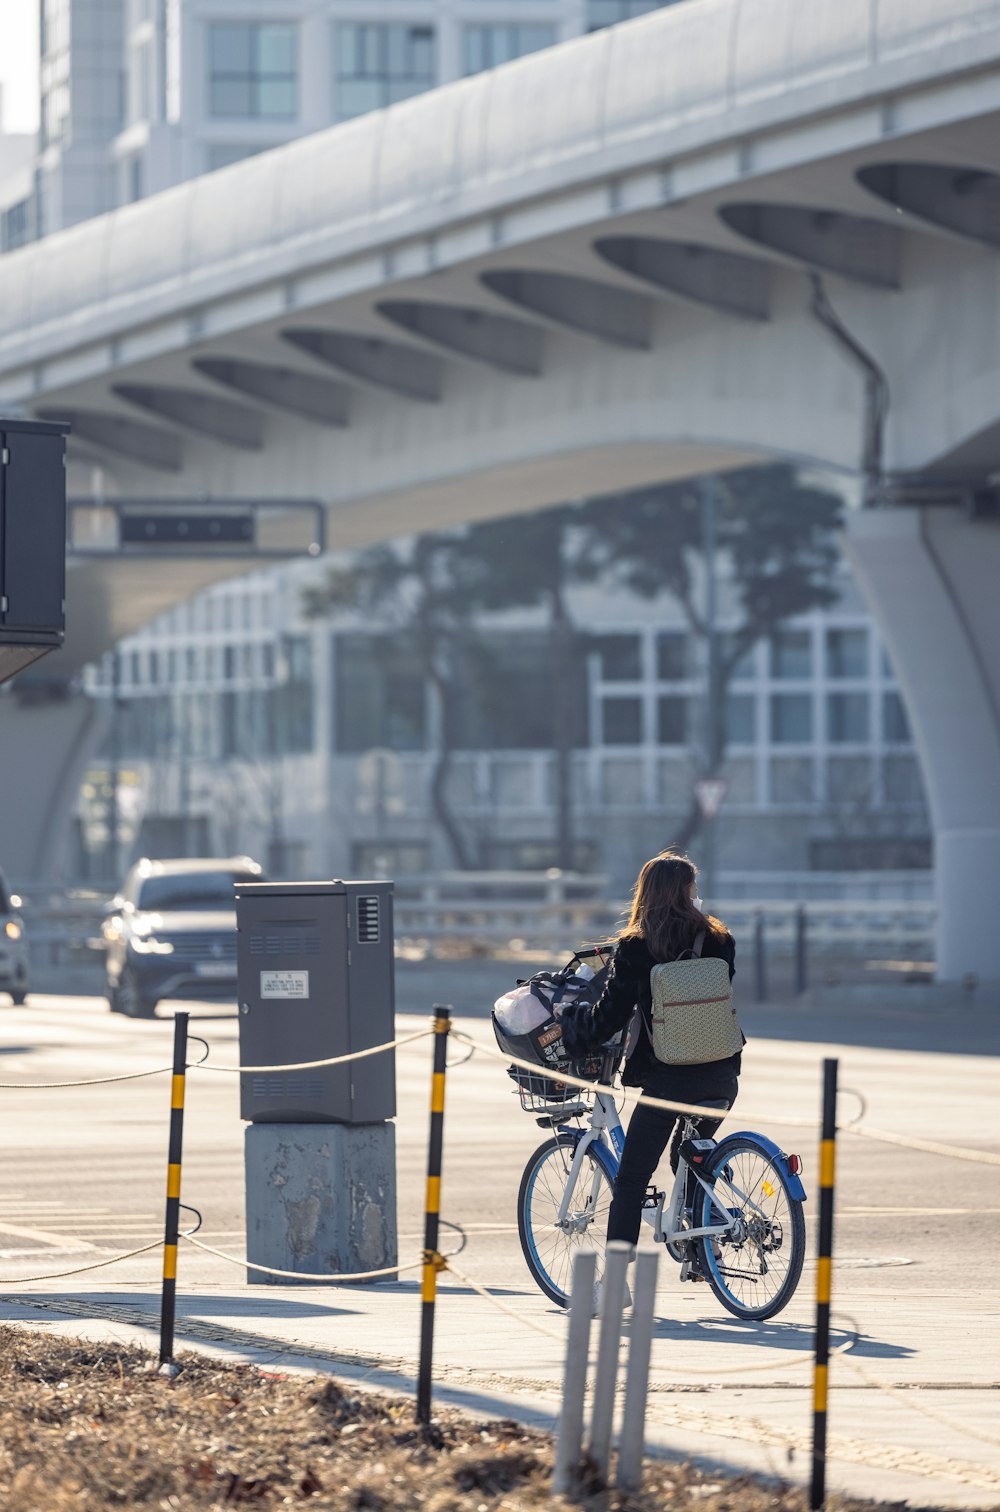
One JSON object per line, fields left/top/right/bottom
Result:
{"left": 754, "top": 910, "right": 767, "bottom": 1003}
{"left": 552, "top": 1249, "right": 597, "bottom": 1497}
{"left": 587, "top": 1240, "right": 630, "bottom": 1482}
{"left": 416, "top": 1004, "right": 451, "bottom": 1424}
{"left": 700, "top": 477, "right": 722, "bottom": 901}
{"left": 107, "top": 650, "right": 121, "bottom": 884}
{"left": 159, "top": 1011, "right": 189, "bottom": 1375}
{"left": 615, "top": 1249, "right": 659, "bottom": 1491}
{"left": 811, "top": 1057, "right": 839, "bottom": 1510}
{"left": 796, "top": 905, "right": 808, "bottom": 996}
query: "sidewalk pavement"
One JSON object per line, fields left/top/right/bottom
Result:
{"left": 2, "top": 1264, "right": 998, "bottom": 1509}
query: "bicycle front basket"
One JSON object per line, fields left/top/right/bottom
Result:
{"left": 491, "top": 1012, "right": 604, "bottom": 1105}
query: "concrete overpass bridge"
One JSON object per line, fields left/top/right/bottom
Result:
{"left": 2, "top": 0, "right": 1000, "bottom": 980}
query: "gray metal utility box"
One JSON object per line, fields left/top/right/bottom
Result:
{"left": 235, "top": 880, "right": 395, "bottom": 1125}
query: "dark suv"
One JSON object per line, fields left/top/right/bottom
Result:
{"left": 103, "top": 856, "right": 263, "bottom": 1017}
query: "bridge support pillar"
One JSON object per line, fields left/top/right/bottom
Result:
{"left": 843, "top": 507, "right": 1000, "bottom": 985}
{"left": 0, "top": 687, "right": 108, "bottom": 882}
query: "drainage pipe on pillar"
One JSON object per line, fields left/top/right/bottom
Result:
{"left": 808, "top": 273, "right": 889, "bottom": 509}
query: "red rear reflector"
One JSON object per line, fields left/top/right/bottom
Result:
{"left": 788, "top": 1154, "right": 801, "bottom": 1175}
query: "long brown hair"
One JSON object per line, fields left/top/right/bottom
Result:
{"left": 618, "top": 849, "right": 726, "bottom": 962}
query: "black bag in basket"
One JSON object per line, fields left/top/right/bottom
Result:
{"left": 492, "top": 958, "right": 609, "bottom": 1101}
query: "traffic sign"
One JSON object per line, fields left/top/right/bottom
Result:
{"left": 694, "top": 776, "right": 729, "bottom": 820}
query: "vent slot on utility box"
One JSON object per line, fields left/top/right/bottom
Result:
{"left": 356, "top": 895, "right": 380, "bottom": 942}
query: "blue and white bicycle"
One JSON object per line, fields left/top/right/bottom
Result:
{"left": 496, "top": 949, "right": 808, "bottom": 1321}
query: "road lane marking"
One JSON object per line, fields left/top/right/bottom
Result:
{"left": 0, "top": 1220, "right": 98, "bottom": 1250}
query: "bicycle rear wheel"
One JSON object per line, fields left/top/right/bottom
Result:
{"left": 694, "top": 1135, "right": 806, "bottom": 1320}
{"left": 517, "top": 1135, "right": 613, "bottom": 1307}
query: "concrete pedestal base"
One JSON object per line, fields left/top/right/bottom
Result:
{"left": 245, "top": 1122, "right": 397, "bottom": 1286}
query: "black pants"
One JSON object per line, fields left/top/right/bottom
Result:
{"left": 606, "top": 1067, "right": 739, "bottom": 1246}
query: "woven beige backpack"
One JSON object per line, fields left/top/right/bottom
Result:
{"left": 648, "top": 930, "right": 743, "bottom": 1065}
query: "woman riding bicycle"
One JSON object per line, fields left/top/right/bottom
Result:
{"left": 560, "top": 848, "right": 741, "bottom": 1259}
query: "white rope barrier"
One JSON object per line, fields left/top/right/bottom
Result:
{"left": 0, "top": 1066, "right": 172, "bottom": 1089}
{"left": 459, "top": 1028, "right": 1000, "bottom": 1167}
{"left": 189, "top": 1026, "right": 434, "bottom": 1076}
{"left": 841, "top": 1123, "right": 1000, "bottom": 1168}
{"left": 0, "top": 1239, "right": 162, "bottom": 1284}
{"left": 181, "top": 1232, "right": 424, "bottom": 1282}
{"left": 453, "top": 1030, "right": 818, "bottom": 1128}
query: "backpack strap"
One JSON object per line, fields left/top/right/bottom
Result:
{"left": 692, "top": 928, "right": 706, "bottom": 958}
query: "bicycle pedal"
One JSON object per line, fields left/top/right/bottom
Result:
{"left": 642, "top": 1188, "right": 664, "bottom": 1209}
{"left": 680, "top": 1258, "right": 708, "bottom": 1284}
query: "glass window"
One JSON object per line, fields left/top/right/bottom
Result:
{"left": 587, "top": 0, "right": 678, "bottom": 29}
{"left": 657, "top": 695, "right": 687, "bottom": 746}
{"left": 770, "top": 693, "right": 812, "bottom": 743}
{"left": 594, "top": 634, "right": 641, "bottom": 682}
{"left": 770, "top": 629, "right": 812, "bottom": 680}
{"left": 206, "top": 143, "right": 267, "bottom": 172}
{"left": 883, "top": 754, "right": 927, "bottom": 806}
{"left": 769, "top": 756, "right": 815, "bottom": 804}
{"left": 827, "top": 756, "right": 873, "bottom": 803}
{"left": 336, "top": 23, "right": 436, "bottom": 118}
{"left": 602, "top": 696, "right": 642, "bottom": 745}
{"left": 463, "top": 23, "right": 556, "bottom": 75}
{"left": 827, "top": 692, "right": 869, "bottom": 743}
{"left": 826, "top": 627, "right": 868, "bottom": 679}
{"left": 720, "top": 633, "right": 757, "bottom": 681}
{"left": 451, "top": 634, "right": 588, "bottom": 750}
{"left": 335, "top": 633, "right": 427, "bottom": 752}
{"left": 882, "top": 690, "right": 911, "bottom": 744}
{"left": 656, "top": 631, "right": 687, "bottom": 681}
{"left": 725, "top": 694, "right": 755, "bottom": 744}
{"left": 209, "top": 21, "right": 298, "bottom": 120}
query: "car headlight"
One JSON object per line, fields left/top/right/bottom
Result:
{"left": 5, "top": 921, "right": 22, "bottom": 941}
{"left": 130, "top": 936, "right": 174, "bottom": 955}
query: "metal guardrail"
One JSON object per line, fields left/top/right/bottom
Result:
{"left": 392, "top": 898, "right": 936, "bottom": 958}
{"left": 11, "top": 879, "right": 937, "bottom": 965}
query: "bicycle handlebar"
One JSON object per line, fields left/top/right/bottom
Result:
{"left": 570, "top": 943, "right": 616, "bottom": 962}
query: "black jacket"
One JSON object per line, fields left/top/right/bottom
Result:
{"left": 561, "top": 929, "right": 740, "bottom": 1088}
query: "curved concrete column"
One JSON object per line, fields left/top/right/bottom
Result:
{"left": 843, "top": 507, "right": 1000, "bottom": 983}
{"left": 0, "top": 688, "right": 109, "bottom": 882}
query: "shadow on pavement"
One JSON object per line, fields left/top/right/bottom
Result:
{"left": 648, "top": 1313, "right": 914, "bottom": 1362}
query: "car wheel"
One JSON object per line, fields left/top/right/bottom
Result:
{"left": 118, "top": 967, "right": 157, "bottom": 1019}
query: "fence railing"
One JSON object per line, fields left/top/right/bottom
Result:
{"left": 12, "top": 878, "right": 937, "bottom": 970}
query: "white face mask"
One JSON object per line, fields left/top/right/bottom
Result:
{"left": 693, "top": 895, "right": 704, "bottom": 913}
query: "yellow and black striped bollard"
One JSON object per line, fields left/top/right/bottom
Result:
{"left": 416, "top": 1004, "right": 451, "bottom": 1424}
{"left": 159, "top": 1011, "right": 189, "bottom": 1376}
{"left": 810, "top": 1056, "right": 838, "bottom": 1509}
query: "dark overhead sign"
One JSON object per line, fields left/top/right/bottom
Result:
{"left": 0, "top": 419, "right": 69, "bottom": 685}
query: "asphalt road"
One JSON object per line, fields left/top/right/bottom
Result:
{"left": 0, "top": 976, "right": 998, "bottom": 1506}
{"left": 0, "top": 975, "right": 996, "bottom": 1298}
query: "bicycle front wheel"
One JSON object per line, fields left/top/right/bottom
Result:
{"left": 517, "top": 1135, "right": 614, "bottom": 1307}
{"left": 694, "top": 1136, "right": 806, "bottom": 1321}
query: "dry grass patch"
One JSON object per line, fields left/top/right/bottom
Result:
{"left": 0, "top": 1325, "right": 915, "bottom": 1511}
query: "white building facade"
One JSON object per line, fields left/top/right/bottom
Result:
{"left": 12, "top": 0, "right": 681, "bottom": 243}
{"left": 80, "top": 553, "right": 931, "bottom": 894}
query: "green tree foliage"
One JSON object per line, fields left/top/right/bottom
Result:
{"left": 304, "top": 464, "right": 843, "bottom": 866}
{"left": 579, "top": 463, "right": 844, "bottom": 846}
